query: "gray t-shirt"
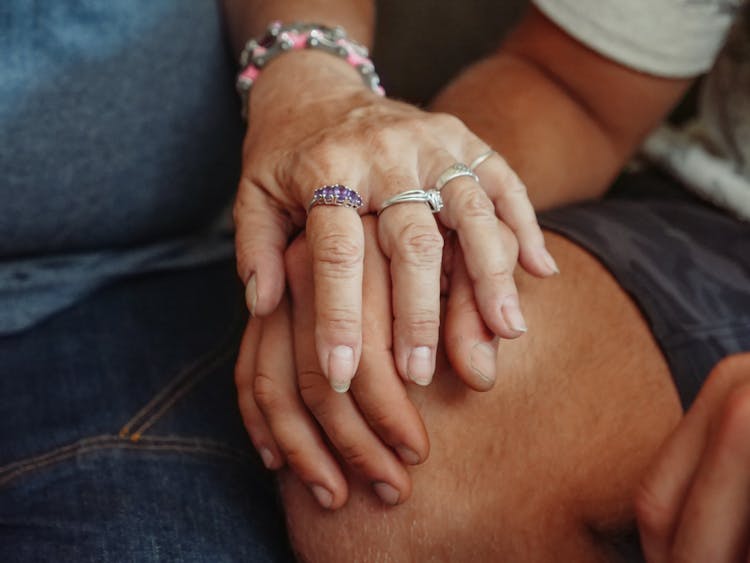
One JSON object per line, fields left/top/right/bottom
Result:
{"left": 533, "top": 0, "right": 750, "bottom": 219}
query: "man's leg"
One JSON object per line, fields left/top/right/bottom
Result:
{"left": 279, "top": 231, "right": 682, "bottom": 562}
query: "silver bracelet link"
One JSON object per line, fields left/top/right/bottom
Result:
{"left": 236, "top": 21, "right": 384, "bottom": 120}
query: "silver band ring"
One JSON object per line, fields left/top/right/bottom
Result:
{"left": 435, "top": 163, "right": 479, "bottom": 191}
{"left": 469, "top": 149, "right": 496, "bottom": 171}
{"left": 308, "top": 184, "right": 364, "bottom": 212}
{"left": 378, "top": 189, "right": 444, "bottom": 216}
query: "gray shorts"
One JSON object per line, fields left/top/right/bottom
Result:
{"left": 539, "top": 169, "right": 750, "bottom": 410}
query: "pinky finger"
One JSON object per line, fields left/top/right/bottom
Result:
{"left": 477, "top": 154, "right": 559, "bottom": 278}
{"left": 445, "top": 247, "right": 499, "bottom": 391}
{"left": 235, "top": 316, "right": 284, "bottom": 470}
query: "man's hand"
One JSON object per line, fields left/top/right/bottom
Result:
{"left": 636, "top": 353, "right": 750, "bottom": 562}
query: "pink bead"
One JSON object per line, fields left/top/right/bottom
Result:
{"left": 291, "top": 33, "right": 308, "bottom": 49}
{"left": 240, "top": 66, "right": 261, "bottom": 81}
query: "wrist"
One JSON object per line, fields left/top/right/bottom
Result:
{"left": 237, "top": 22, "right": 383, "bottom": 120}
{"left": 248, "top": 50, "right": 373, "bottom": 121}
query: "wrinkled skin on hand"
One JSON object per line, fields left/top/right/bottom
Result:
{"left": 234, "top": 51, "right": 557, "bottom": 394}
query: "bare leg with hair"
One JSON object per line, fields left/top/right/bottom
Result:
{"left": 279, "top": 231, "right": 682, "bottom": 562}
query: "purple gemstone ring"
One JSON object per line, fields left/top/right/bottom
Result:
{"left": 307, "top": 184, "right": 364, "bottom": 213}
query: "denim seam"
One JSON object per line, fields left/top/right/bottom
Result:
{"left": 118, "top": 310, "right": 243, "bottom": 441}
{"left": 0, "top": 434, "right": 255, "bottom": 488}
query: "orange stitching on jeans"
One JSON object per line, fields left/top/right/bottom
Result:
{"left": 119, "top": 312, "right": 242, "bottom": 439}
{"left": 129, "top": 345, "right": 237, "bottom": 440}
{"left": 0, "top": 434, "right": 254, "bottom": 488}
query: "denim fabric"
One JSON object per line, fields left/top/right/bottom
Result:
{"left": 0, "top": 0, "right": 244, "bottom": 334}
{"left": 0, "top": 261, "right": 294, "bottom": 562}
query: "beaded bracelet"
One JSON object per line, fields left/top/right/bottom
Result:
{"left": 236, "top": 21, "right": 385, "bottom": 119}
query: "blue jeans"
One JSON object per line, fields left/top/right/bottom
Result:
{"left": 0, "top": 262, "right": 294, "bottom": 562}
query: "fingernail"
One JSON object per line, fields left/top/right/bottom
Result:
{"left": 470, "top": 341, "right": 498, "bottom": 384}
{"left": 540, "top": 248, "right": 560, "bottom": 275}
{"left": 408, "top": 346, "right": 433, "bottom": 386}
{"left": 396, "top": 445, "right": 421, "bottom": 465}
{"left": 245, "top": 274, "right": 257, "bottom": 316}
{"left": 329, "top": 346, "right": 355, "bottom": 393}
{"left": 310, "top": 484, "right": 333, "bottom": 509}
{"left": 259, "top": 447, "right": 275, "bottom": 469}
{"left": 373, "top": 482, "right": 400, "bottom": 505}
{"left": 501, "top": 296, "right": 527, "bottom": 334}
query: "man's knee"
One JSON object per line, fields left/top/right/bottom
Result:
{"left": 280, "top": 234, "right": 681, "bottom": 562}
{"left": 279, "top": 446, "right": 603, "bottom": 562}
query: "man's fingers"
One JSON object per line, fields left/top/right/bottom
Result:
{"left": 234, "top": 179, "right": 291, "bottom": 316}
{"left": 287, "top": 234, "right": 413, "bottom": 506}
{"left": 636, "top": 354, "right": 750, "bottom": 562}
{"left": 235, "top": 317, "right": 284, "bottom": 470}
{"left": 670, "top": 382, "right": 750, "bottom": 562}
{"left": 306, "top": 207, "right": 365, "bottom": 393}
{"left": 636, "top": 378, "right": 714, "bottom": 562}
{"left": 444, "top": 247, "right": 499, "bottom": 391}
{"left": 252, "top": 296, "right": 350, "bottom": 510}
{"left": 474, "top": 153, "right": 559, "bottom": 278}
{"left": 377, "top": 203, "right": 442, "bottom": 386}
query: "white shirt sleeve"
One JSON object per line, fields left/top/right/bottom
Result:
{"left": 531, "top": 0, "right": 739, "bottom": 77}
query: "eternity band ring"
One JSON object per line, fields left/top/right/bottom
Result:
{"left": 378, "top": 188, "right": 444, "bottom": 216}
{"left": 434, "top": 163, "right": 479, "bottom": 191}
{"left": 469, "top": 149, "right": 496, "bottom": 171}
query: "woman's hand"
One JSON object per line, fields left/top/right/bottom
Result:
{"left": 236, "top": 215, "right": 513, "bottom": 508}
{"left": 234, "top": 51, "right": 558, "bottom": 392}
{"left": 636, "top": 353, "right": 750, "bottom": 562}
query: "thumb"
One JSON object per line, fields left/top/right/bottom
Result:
{"left": 234, "top": 178, "right": 292, "bottom": 317}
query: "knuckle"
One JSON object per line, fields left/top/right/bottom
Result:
{"left": 291, "top": 143, "right": 339, "bottom": 179}
{"left": 488, "top": 266, "right": 515, "bottom": 283}
{"left": 455, "top": 189, "right": 496, "bottom": 220}
{"left": 633, "top": 480, "right": 672, "bottom": 541}
{"left": 369, "top": 126, "right": 403, "bottom": 155}
{"left": 312, "top": 232, "right": 364, "bottom": 273}
{"left": 395, "top": 223, "right": 444, "bottom": 265}
{"left": 365, "top": 408, "right": 400, "bottom": 437}
{"left": 396, "top": 314, "right": 440, "bottom": 340}
{"left": 337, "top": 442, "right": 371, "bottom": 470}
{"left": 507, "top": 176, "right": 529, "bottom": 197}
{"left": 253, "top": 370, "right": 284, "bottom": 413}
{"left": 428, "top": 112, "right": 466, "bottom": 133}
{"left": 317, "top": 307, "right": 360, "bottom": 335}
{"left": 280, "top": 444, "right": 311, "bottom": 472}
{"left": 495, "top": 166, "right": 526, "bottom": 197}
